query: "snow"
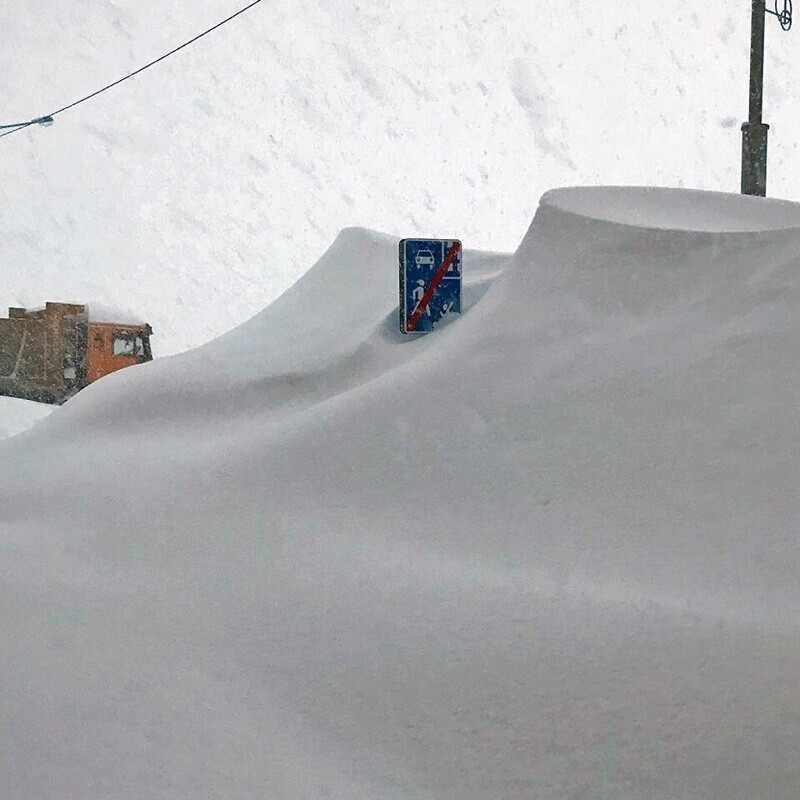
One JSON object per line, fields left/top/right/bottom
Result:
{"left": 3, "top": 186, "right": 800, "bottom": 798}
{"left": 3, "top": 0, "right": 800, "bottom": 792}
{"left": 85, "top": 301, "right": 148, "bottom": 326}
{"left": 0, "top": 397, "right": 53, "bottom": 441}
{"left": 544, "top": 185, "right": 800, "bottom": 232}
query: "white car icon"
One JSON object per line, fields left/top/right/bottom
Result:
{"left": 415, "top": 250, "right": 435, "bottom": 268}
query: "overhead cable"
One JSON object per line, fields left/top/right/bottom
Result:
{"left": 0, "top": 0, "right": 264, "bottom": 140}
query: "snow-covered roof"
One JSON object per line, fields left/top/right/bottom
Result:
{"left": 85, "top": 301, "right": 148, "bottom": 326}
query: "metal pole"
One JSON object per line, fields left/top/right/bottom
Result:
{"left": 742, "top": 0, "right": 769, "bottom": 195}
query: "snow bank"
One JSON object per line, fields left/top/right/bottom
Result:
{"left": 543, "top": 185, "right": 800, "bottom": 232}
{"left": 3, "top": 188, "right": 800, "bottom": 799}
{"left": 0, "top": 397, "right": 53, "bottom": 441}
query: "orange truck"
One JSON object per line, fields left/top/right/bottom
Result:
{"left": 0, "top": 302, "right": 153, "bottom": 404}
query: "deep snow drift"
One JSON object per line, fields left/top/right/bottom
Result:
{"left": 0, "top": 397, "right": 52, "bottom": 441}
{"left": 3, "top": 187, "right": 800, "bottom": 799}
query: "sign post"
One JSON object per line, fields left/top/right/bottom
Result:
{"left": 399, "top": 239, "right": 462, "bottom": 334}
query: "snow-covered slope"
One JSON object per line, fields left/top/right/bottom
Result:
{"left": 3, "top": 186, "right": 800, "bottom": 798}
{"left": 2, "top": 0, "right": 797, "bottom": 355}
{"left": 0, "top": 397, "right": 52, "bottom": 441}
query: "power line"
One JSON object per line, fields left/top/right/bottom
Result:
{"left": 0, "top": 0, "right": 264, "bottom": 140}
{"left": 0, "top": 116, "right": 53, "bottom": 133}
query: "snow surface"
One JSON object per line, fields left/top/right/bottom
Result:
{"left": 85, "top": 301, "right": 148, "bottom": 326}
{"left": 0, "top": 397, "right": 53, "bottom": 441}
{"left": 3, "top": 186, "right": 800, "bottom": 798}
{"left": 2, "top": 0, "right": 798, "bottom": 356}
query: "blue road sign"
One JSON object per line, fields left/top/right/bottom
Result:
{"left": 399, "top": 238, "right": 462, "bottom": 334}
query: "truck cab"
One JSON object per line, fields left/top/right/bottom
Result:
{"left": 0, "top": 302, "right": 153, "bottom": 404}
{"left": 86, "top": 322, "right": 153, "bottom": 384}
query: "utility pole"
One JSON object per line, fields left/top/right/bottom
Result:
{"left": 741, "top": 0, "right": 792, "bottom": 196}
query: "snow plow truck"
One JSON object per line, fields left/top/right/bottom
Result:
{"left": 0, "top": 302, "right": 153, "bottom": 404}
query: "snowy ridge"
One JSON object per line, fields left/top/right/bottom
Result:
{"left": 3, "top": 187, "right": 800, "bottom": 798}
{"left": 21, "top": 228, "right": 507, "bottom": 432}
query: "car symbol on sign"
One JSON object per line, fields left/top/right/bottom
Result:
{"left": 415, "top": 249, "right": 435, "bottom": 268}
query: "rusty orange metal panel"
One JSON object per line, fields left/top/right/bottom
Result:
{"left": 86, "top": 322, "right": 152, "bottom": 384}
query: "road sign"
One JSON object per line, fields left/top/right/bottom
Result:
{"left": 399, "top": 238, "right": 462, "bottom": 334}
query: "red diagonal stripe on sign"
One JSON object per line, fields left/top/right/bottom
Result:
{"left": 407, "top": 240, "right": 461, "bottom": 332}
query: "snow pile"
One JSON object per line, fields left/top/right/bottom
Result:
{"left": 3, "top": 187, "right": 800, "bottom": 798}
{"left": 0, "top": 397, "right": 53, "bottom": 441}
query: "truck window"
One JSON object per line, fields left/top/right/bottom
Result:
{"left": 113, "top": 333, "right": 145, "bottom": 357}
